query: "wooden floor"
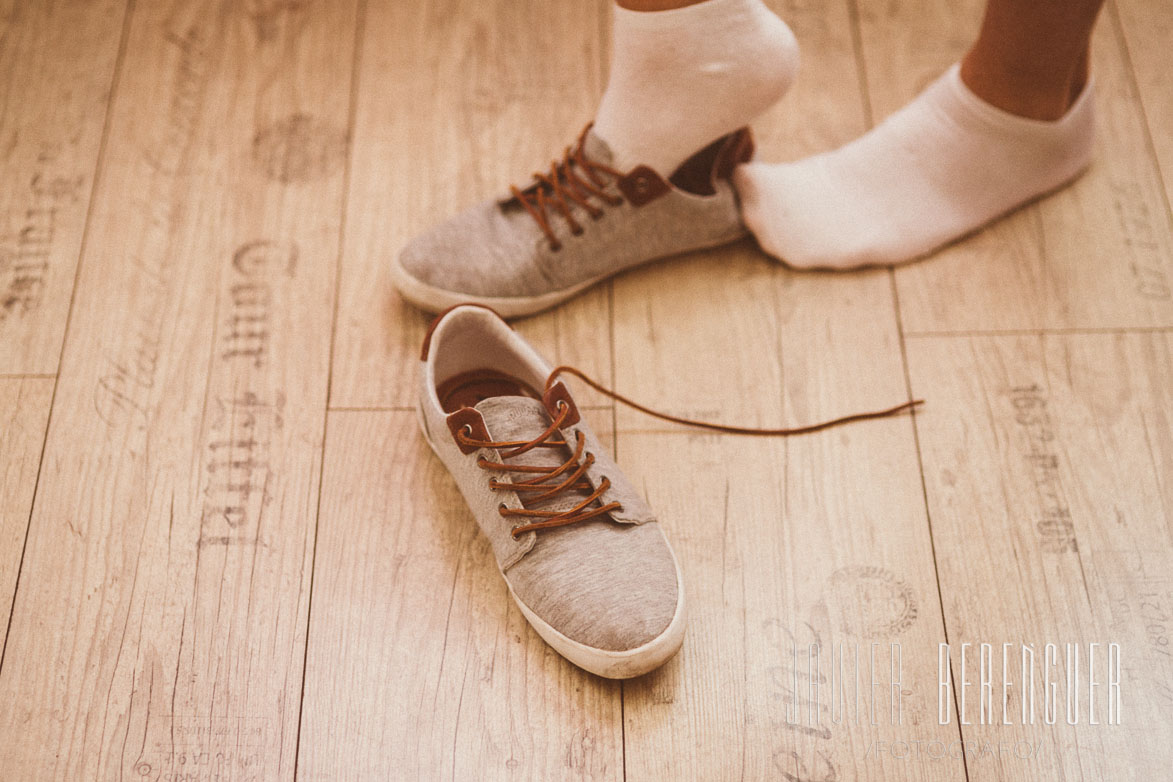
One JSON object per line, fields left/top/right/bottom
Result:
{"left": 1, "top": 0, "right": 1170, "bottom": 779}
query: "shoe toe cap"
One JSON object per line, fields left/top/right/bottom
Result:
{"left": 396, "top": 200, "right": 544, "bottom": 298}
{"left": 505, "top": 520, "right": 682, "bottom": 655}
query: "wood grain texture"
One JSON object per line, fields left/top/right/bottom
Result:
{"left": 0, "top": 0, "right": 1170, "bottom": 778}
{"left": 0, "top": 0, "right": 357, "bottom": 778}
{"left": 606, "top": 1, "right": 966, "bottom": 761}
{"left": 753, "top": 0, "right": 872, "bottom": 156}
{"left": 0, "top": 377, "right": 52, "bottom": 655}
{"left": 906, "top": 332, "right": 1173, "bottom": 779}
{"left": 857, "top": 0, "right": 1173, "bottom": 332}
{"left": 1114, "top": 0, "right": 1173, "bottom": 215}
{"left": 0, "top": 0, "right": 129, "bottom": 373}
{"left": 611, "top": 247, "right": 963, "bottom": 781}
{"left": 328, "top": 0, "right": 613, "bottom": 411}
{"left": 297, "top": 411, "right": 623, "bottom": 781}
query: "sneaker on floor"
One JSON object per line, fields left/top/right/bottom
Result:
{"left": 394, "top": 125, "right": 754, "bottom": 318}
{"left": 417, "top": 304, "right": 686, "bottom": 678}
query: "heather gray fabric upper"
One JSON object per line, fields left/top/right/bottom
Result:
{"left": 399, "top": 132, "right": 746, "bottom": 298}
{"left": 475, "top": 397, "right": 678, "bottom": 652}
{"left": 505, "top": 517, "right": 678, "bottom": 652}
{"left": 419, "top": 306, "right": 681, "bottom": 653}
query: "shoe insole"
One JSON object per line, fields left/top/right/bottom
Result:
{"left": 437, "top": 368, "right": 540, "bottom": 413}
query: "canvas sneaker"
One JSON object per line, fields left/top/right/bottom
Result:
{"left": 394, "top": 125, "right": 754, "bottom": 317}
{"left": 418, "top": 304, "right": 686, "bottom": 678}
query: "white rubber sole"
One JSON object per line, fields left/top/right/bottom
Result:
{"left": 392, "top": 254, "right": 607, "bottom": 319}
{"left": 391, "top": 233, "right": 746, "bottom": 319}
{"left": 418, "top": 405, "right": 687, "bottom": 679}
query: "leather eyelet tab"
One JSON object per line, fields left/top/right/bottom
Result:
{"left": 618, "top": 165, "right": 670, "bottom": 207}
{"left": 447, "top": 407, "right": 491, "bottom": 455}
{"left": 542, "top": 382, "right": 581, "bottom": 427}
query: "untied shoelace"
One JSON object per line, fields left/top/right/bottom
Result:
{"left": 454, "top": 365, "right": 923, "bottom": 537}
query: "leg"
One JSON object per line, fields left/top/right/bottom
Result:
{"left": 737, "top": 0, "right": 1105, "bottom": 269}
{"left": 962, "top": 0, "right": 1103, "bottom": 120}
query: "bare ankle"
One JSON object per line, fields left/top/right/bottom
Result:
{"left": 960, "top": 52, "right": 1089, "bottom": 121}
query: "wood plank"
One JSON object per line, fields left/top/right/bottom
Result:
{"left": 1114, "top": 0, "right": 1173, "bottom": 215}
{"left": 0, "top": 0, "right": 357, "bottom": 778}
{"left": 613, "top": 252, "right": 964, "bottom": 781}
{"left": 608, "top": 5, "right": 960, "bottom": 775}
{"left": 329, "top": 0, "right": 613, "bottom": 411}
{"left": 0, "top": 377, "right": 53, "bottom": 655}
{"left": 0, "top": 0, "right": 129, "bottom": 373}
{"left": 854, "top": 0, "right": 1173, "bottom": 331}
{"left": 298, "top": 411, "right": 623, "bottom": 780}
{"left": 905, "top": 332, "right": 1173, "bottom": 779}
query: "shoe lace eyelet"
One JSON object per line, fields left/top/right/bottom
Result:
{"left": 549, "top": 241, "right": 562, "bottom": 252}
{"left": 497, "top": 503, "right": 508, "bottom": 515}
{"left": 571, "top": 227, "right": 584, "bottom": 236}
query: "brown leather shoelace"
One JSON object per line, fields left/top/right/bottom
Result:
{"left": 454, "top": 366, "right": 924, "bottom": 538}
{"left": 510, "top": 124, "right": 623, "bottom": 252}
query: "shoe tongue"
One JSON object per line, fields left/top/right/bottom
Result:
{"left": 581, "top": 130, "right": 616, "bottom": 167}
{"left": 474, "top": 395, "right": 593, "bottom": 515}
{"left": 474, "top": 395, "right": 550, "bottom": 442}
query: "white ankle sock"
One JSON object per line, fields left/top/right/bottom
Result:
{"left": 594, "top": 0, "right": 799, "bottom": 175}
{"left": 735, "top": 64, "right": 1096, "bottom": 268}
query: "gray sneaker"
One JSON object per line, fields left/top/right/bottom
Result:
{"left": 418, "top": 304, "right": 686, "bottom": 678}
{"left": 394, "top": 125, "right": 753, "bottom": 317}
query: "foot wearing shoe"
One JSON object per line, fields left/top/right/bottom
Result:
{"left": 418, "top": 305, "right": 686, "bottom": 678}
{"left": 395, "top": 0, "right": 799, "bottom": 317}
{"left": 394, "top": 126, "right": 755, "bottom": 317}
{"left": 734, "top": 63, "right": 1096, "bottom": 269}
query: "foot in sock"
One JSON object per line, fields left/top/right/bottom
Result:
{"left": 734, "top": 63, "right": 1096, "bottom": 269}
{"left": 395, "top": 0, "right": 799, "bottom": 315}
{"left": 595, "top": 0, "right": 799, "bottom": 174}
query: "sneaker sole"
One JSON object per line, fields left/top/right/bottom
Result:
{"left": 417, "top": 402, "right": 688, "bottom": 679}
{"left": 391, "top": 233, "right": 746, "bottom": 319}
{"left": 393, "top": 254, "right": 604, "bottom": 318}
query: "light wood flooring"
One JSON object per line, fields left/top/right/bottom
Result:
{"left": 0, "top": 0, "right": 1170, "bottom": 779}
